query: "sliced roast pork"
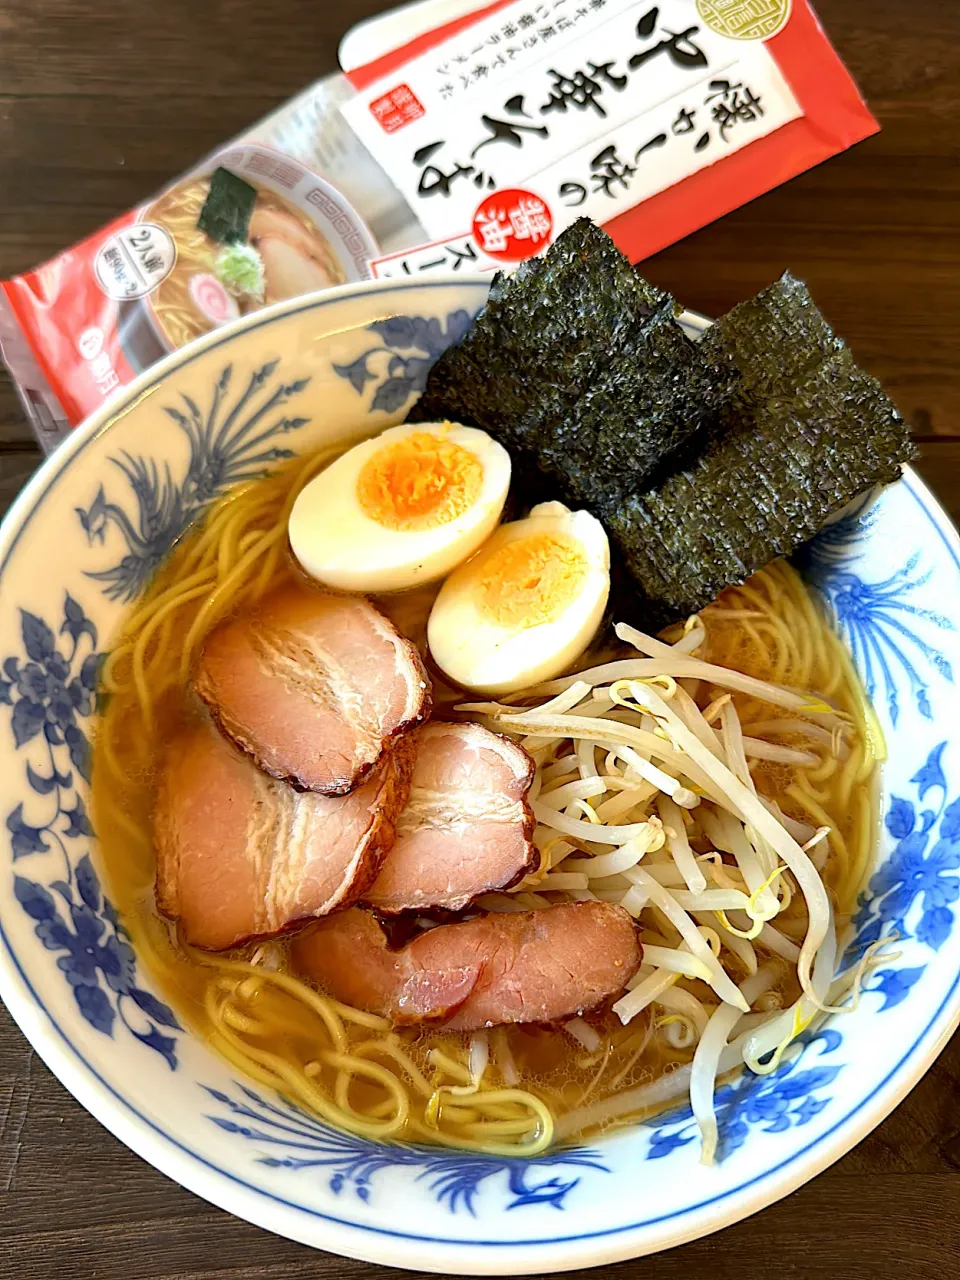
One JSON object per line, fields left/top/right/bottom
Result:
{"left": 154, "top": 720, "right": 413, "bottom": 950}
{"left": 363, "top": 722, "right": 537, "bottom": 914}
{"left": 195, "top": 585, "right": 430, "bottom": 795}
{"left": 292, "top": 902, "right": 641, "bottom": 1029}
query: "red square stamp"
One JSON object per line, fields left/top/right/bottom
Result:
{"left": 369, "top": 84, "right": 426, "bottom": 134}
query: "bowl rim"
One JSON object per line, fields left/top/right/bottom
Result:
{"left": 1, "top": 274, "right": 959, "bottom": 1273}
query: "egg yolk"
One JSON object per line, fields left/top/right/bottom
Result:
{"left": 476, "top": 532, "right": 589, "bottom": 628}
{"left": 357, "top": 432, "right": 483, "bottom": 532}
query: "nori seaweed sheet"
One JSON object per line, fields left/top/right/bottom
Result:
{"left": 413, "top": 218, "right": 669, "bottom": 420}
{"left": 197, "top": 167, "right": 257, "bottom": 245}
{"left": 557, "top": 307, "right": 720, "bottom": 489}
{"left": 410, "top": 223, "right": 914, "bottom": 631}
{"left": 603, "top": 273, "right": 917, "bottom": 628}
{"left": 408, "top": 219, "right": 719, "bottom": 502}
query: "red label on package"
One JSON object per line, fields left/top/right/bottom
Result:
{"left": 472, "top": 189, "right": 553, "bottom": 262}
{"left": 369, "top": 84, "right": 426, "bottom": 133}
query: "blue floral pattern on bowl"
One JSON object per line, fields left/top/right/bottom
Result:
{"left": 2, "top": 593, "right": 180, "bottom": 1065}
{"left": 844, "top": 742, "right": 960, "bottom": 989}
{"left": 76, "top": 360, "right": 311, "bottom": 602}
{"left": 333, "top": 310, "right": 474, "bottom": 413}
{"left": 645, "top": 1028, "right": 842, "bottom": 1162}
{"left": 206, "top": 1084, "right": 607, "bottom": 1214}
{"left": 797, "top": 495, "right": 955, "bottom": 726}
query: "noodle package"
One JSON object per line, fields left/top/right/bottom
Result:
{"left": 0, "top": 0, "right": 877, "bottom": 450}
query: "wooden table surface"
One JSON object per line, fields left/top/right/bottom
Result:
{"left": 1, "top": 1, "right": 959, "bottom": 1276}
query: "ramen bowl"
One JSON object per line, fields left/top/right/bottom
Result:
{"left": 1, "top": 276, "right": 959, "bottom": 1274}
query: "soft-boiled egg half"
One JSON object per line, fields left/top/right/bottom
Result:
{"left": 289, "top": 423, "right": 511, "bottom": 593}
{"left": 427, "top": 501, "right": 610, "bottom": 695}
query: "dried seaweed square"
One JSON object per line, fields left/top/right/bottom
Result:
{"left": 607, "top": 275, "right": 916, "bottom": 628}
{"left": 197, "top": 167, "right": 257, "bottom": 245}
{"left": 410, "top": 219, "right": 718, "bottom": 501}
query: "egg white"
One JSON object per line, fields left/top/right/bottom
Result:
{"left": 427, "top": 501, "right": 611, "bottom": 696}
{"left": 288, "top": 423, "right": 511, "bottom": 593}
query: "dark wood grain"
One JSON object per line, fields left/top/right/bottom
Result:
{"left": 0, "top": 1, "right": 959, "bottom": 1276}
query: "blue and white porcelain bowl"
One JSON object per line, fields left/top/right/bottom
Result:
{"left": 1, "top": 276, "right": 958, "bottom": 1274}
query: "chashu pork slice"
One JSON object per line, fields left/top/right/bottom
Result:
{"left": 154, "top": 719, "right": 414, "bottom": 950}
{"left": 195, "top": 585, "right": 430, "bottom": 794}
{"left": 363, "top": 721, "right": 537, "bottom": 914}
{"left": 292, "top": 902, "right": 641, "bottom": 1030}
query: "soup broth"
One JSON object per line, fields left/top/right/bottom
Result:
{"left": 91, "top": 449, "right": 878, "bottom": 1154}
